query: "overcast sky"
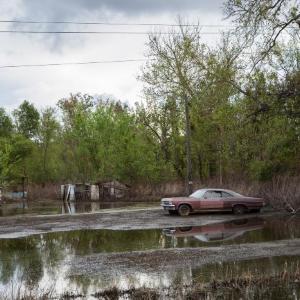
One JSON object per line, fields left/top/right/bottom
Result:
{"left": 0, "top": 0, "right": 227, "bottom": 111}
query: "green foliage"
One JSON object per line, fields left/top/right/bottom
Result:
{"left": 13, "top": 100, "right": 40, "bottom": 139}
{"left": 37, "top": 107, "right": 60, "bottom": 183}
{"left": 0, "top": 108, "right": 13, "bottom": 137}
{"left": 0, "top": 134, "right": 34, "bottom": 185}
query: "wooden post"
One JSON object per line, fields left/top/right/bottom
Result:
{"left": 22, "top": 176, "right": 26, "bottom": 199}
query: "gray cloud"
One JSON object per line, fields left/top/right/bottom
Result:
{"left": 18, "top": 0, "right": 223, "bottom": 20}
{"left": 0, "top": 0, "right": 225, "bottom": 111}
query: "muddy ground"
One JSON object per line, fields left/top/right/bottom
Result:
{"left": 69, "top": 238, "right": 300, "bottom": 277}
{"left": 0, "top": 207, "right": 277, "bottom": 238}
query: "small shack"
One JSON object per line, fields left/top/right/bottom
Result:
{"left": 3, "top": 185, "right": 27, "bottom": 200}
{"left": 61, "top": 180, "right": 130, "bottom": 201}
{"left": 99, "top": 180, "right": 130, "bottom": 200}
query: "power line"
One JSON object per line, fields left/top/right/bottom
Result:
{"left": 0, "top": 58, "right": 151, "bottom": 69}
{"left": 0, "top": 20, "right": 231, "bottom": 27}
{"left": 0, "top": 30, "right": 222, "bottom": 35}
{"left": 1, "top": 49, "right": 297, "bottom": 70}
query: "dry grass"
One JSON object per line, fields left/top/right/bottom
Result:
{"left": 131, "top": 175, "right": 300, "bottom": 212}
{"left": 27, "top": 183, "right": 60, "bottom": 200}
{"left": 92, "top": 287, "right": 159, "bottom": 300}
{"left": 1, "top": 265, "right": 299, "bottom": 300}
{"left": 22, "top": 175, "right": 300, "bottom": 213}
{"left": 187, "top": 261, "right": 300, "bottom": 299}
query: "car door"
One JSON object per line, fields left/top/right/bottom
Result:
{"left": 221, "top": 191, "right": 235, "bottom": 210}
{"left": 200, "top": 190, "right": 223, "bottom": 210}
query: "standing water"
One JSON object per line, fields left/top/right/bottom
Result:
{"left": 0, "top": 215, "right": 299, "bottom": 299}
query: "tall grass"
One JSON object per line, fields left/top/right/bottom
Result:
{"left": 17, "top": 175, "right": 300, "bottom": 213}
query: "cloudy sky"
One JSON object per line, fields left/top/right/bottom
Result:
{"left": 0, "top": 0, "right": 227, "bottom": 111}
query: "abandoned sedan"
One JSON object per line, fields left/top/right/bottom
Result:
{"left": 161, "top": 188, "right": 265, "bottom": 216}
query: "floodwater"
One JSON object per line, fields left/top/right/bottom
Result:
{"left": 0, "top": 215, "right": 299, "bottom": 299}
{"left": 0, "top": 199, "right": 158, "bottom": 217}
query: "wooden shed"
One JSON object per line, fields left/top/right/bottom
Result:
{"left": 98, "top": 180, "right": 130, "bottom": 200}
{"left": 61, "top": 181, "right": 130, "bottom": 201}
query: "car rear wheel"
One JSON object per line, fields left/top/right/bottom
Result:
{"left": 233, "top": 205, "right": 247, "bottom": 215}
{"left": 178, "top": 204, "right": 191, "bottom": 216}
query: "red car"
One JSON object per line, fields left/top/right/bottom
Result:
{"left": 161, "top": 188, "right": 265, "bottom": 216}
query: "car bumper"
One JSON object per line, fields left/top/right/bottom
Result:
{"left": 162, "top": 228, "right": 176, "bottom": 235}
{"left": 161, "top": 204, "right": 176, "bottom": 210}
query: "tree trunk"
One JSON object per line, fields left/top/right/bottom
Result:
{"left": 184, "top": 94, "right": 193, "bottom": 195}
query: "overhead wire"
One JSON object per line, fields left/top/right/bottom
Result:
{"left": 0, "top": 20, "right": 232, "bottom": 27}
{"left": 1, "top": 49, "right": 296, "bottom": 70}
{"left": 0, "top": 58, "right": 152, "bottom": 69}
{"left": 0, "top": 30, "right": 222, "bottom": 35}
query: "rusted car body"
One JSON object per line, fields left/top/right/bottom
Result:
{"left": 161, "top": 188, "right": 265, "bottom": 216}
{"left": 163, "top": 218, "right": 265, "bottom": 242}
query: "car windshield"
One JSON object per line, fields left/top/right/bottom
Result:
{"left": 189, "top": 190, "right": 205, "bottom": 199}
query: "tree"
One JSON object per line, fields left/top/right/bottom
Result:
{"left": 224, "top": 0, "right": 300, "bottom": 66}
{"left": 0, "top": 108, "right": 13, "bottom": 137}
{"left": 141, "top": 26, "right": 208, "bottom": 194}
{"left": 57, "top": 94, "right": 95, "bottom": 181}
{"left": 38, "top": 107, "right": 60, "bottom": 183}
{"left": 136, "top": 96, "right": 185, "bottom": 178}
{"left": 0, "top": 135, "right": 33, "bottom": 185}
{"left": 13, "top": 101, "right": 40, "bottom": 139}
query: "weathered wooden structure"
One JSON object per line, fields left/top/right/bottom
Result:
{"left": 61, "top": 181, "right": 130, "bottom": 201}
{"left": 99, "top": 180, "right": 130, "bottom": 200}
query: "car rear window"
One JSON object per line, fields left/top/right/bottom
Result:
{"left": 222, "top": 191, "right": 233, "bottom": 198}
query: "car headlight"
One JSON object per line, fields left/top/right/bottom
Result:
{"left": 161, "top": 198, "right": 172, "bottom": 205}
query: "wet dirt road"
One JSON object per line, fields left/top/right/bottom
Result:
{"left": 0, "top": 207, "right": 277, "bottom": 238}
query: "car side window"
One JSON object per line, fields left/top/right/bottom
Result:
{"left": 221, "top": 192, "right": 233, "bottom": 198}
{"left": 204, "top": 191, "right": 222, "bottom": 199}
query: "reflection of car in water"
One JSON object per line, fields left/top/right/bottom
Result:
{"left": 163, "top": 218, "right": 265, "bottom": 242}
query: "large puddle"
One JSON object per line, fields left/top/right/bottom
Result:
{"left": 0, "top": 215, "right": 299, "bottom": 298}
{"left": 0, "top": 199, "right": 158, "bottom": 217}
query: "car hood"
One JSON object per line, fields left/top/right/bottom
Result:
{"left": 163, "top": 197, "right": 192, "bottom": 202}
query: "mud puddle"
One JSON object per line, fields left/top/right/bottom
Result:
{"left": 0, "top": 215, "right": 299, "bottom": 299}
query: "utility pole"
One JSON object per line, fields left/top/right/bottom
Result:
{"left": 184, "top": 94, "right": 193, "bottom": 195}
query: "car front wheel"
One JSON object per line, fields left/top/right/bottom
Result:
{"left": 178, "top": 204, "right": 191, "bottom": 216}
{"left": 233, "top": 205, "right": 247, "bottom": 215}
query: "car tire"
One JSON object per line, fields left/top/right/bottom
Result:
{"left": 233, "top": 205, "right": 247, "bottom": 215}
{"left": 178, "top": 226, "right": 193, "bottom": 232}
{"left": 252, "top": 208, "right": 261, "bottom": 213}
{"left": 178, "top": 204, "right": 191, "bottom": 216}
{"left": 168, "top": 210, "right": 177, "bottom": 216}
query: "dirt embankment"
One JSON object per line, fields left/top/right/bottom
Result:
{"left": 0, "top": 208, "right": 277, "bottom": 239}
